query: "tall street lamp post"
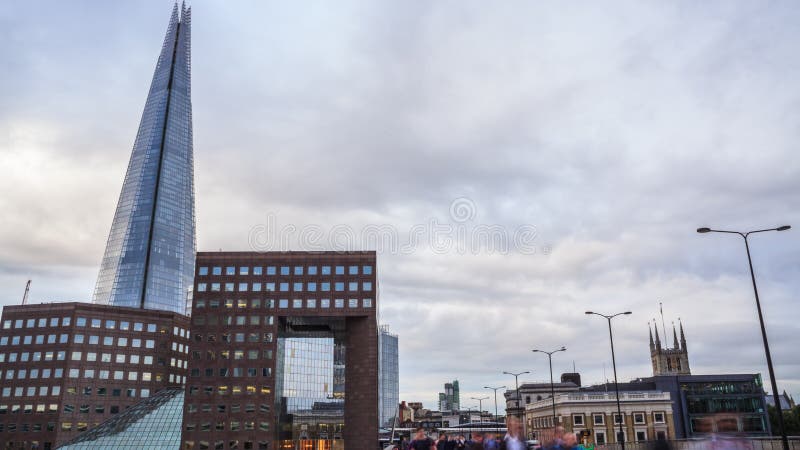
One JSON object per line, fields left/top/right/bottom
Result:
{"left": 503, "top": 371, "right": 530, "bottom": 415}
{"left": 532, "top": 347, "right": 566, "bottom": 428}
{"left": 586, "top": 311, "right": 631, "bottom": 450}
{"left": 698, "top": 225, "right": 791, "bottom": 450}
{"left": 471, "top": 396, "right": 489, "bottom": 423}
{"left": 484, "top": 385, "right": 506, "bottom": 423}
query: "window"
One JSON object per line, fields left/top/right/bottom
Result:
{"left": 335, "top": 299, "right": 344, "bottom": 308}
{"left": 89, "top": 335, "right": 99, "bottom": 345}
{"left": 363, "top": 298, "right": 373, "bottom": 308}
{"left": 226, "top": 266, "right": 235, "bottom": 275}
{"left": 573, "top": 414, "right": 584, "bottom": 426}
{"left": 653, "top": 412, "right": 665, "bottom": 423}
{"left": 307, "top": 299, "right": 316, "bottom": 308}
{"left": 614, "top": 413, "right": 624, "bottom": 425}
{"left": 348, "top": 298, "right": 358, "bottom": 308}
{"left": 321, "top": 298, "right": 330, "bottom": 308}
{"left": 596, "top": 432, "right": 606, "bottom": 445}
{"left": 134, "top": 322, "right": 144, "bottom": 331}
{"left": 91, "top": 319, "right": 101, "bottom": 328}
{"left": 349, "top": 265, "right": 358, "bottom": 275}
{"left": 252, "top": 283, "right": 261, "bottom": 292}
{"left": 335, "top": 266, "right": 344, "bottom": 275}
{"left": 197, "top": 283, "right": 207, "bottom": 292}
{"left": 266, "top": 266, "right": 276, "bottom": 275}
{"left": 293, "top": 299, "right": 302, "bottom": 308}
{"left": 294, "top": 266, "right": 303, "bottom": 275}
{"left": 278, "top": 299, "right": 288, "bottom": 309}
{"left": 363, "top": 265, "right": 373, "bottom": 275}
{"left": 239, "top": 266, "right": 249, "bottom": 275}
{"left": 211, "top": 283, "right": 221, "bottom": 292}
{"left": 633, "top": 412, "right": 645, "bottom": 424}
{"left": 308, "top": 266, "right": 317, "bottom": 275}
{"left": 225, "top": 283, "right": 235, "bottom": 292}
{"left": 280, "top": 266, "right": 289, "bottom": 275}
{"left": 636, "top": 431, "right": 647, "bottom": 442}
{"left": 335, "top": 282, "right": 344, "bottom": 291}
{"left": 199, "top": 267, "right": 209, "bottom": 276}
{"left": 239, "top": 283, "right": 248, "bottom": 292}
{"left": 321, "top": 282, "right": 330, "bottom": 291}
{"left": 253, "top": 266, "right": 262, "bottom": 275}
{"left": 348, "top": 282, "right": 358, "bottom": 291}
{"left": 105, "top": 320, "right": 116, "bottom": 329}
{"left": 593, "top": 414, "right": 605, "bottom": 425}
{"left": 321, "top": 266, "right": 331, "bottom": 275}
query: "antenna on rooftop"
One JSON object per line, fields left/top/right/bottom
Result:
{"left": 22, "top": 280, "right": 31, "bottom": 305}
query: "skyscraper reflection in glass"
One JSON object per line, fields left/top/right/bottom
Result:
{"left": 93, "top": 3, "right": 195, "bottom": 314}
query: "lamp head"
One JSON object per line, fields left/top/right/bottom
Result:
{"left": 777, "top": 225, "right": 791, "bottom": 231}
{"left": 697, "top": 227, "right": 711, "bottom": 233}
{"left": 585, "top": 311, "right": 593, "bottom": 315}
{"left": 624, "top": 311, "right": 632, "bottom": 315}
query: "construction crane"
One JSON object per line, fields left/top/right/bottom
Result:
{"left": 22, "top": 280, "right": 31, "bottom": 305}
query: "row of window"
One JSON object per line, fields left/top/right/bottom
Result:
{"left": 2, "top": 367, "right": 182, "bottom": 384}
{"left": 0, "top": 334, "right": 161, "bottom": 347}
{"left": 1, "top": 317, "right": 168, "bottom": 333}
{"left": 196, "top": 281, "right": 373, "bottom": 293}
{"left": 191, "top": 350, "right": 274, "bottom": 362}
{"left": 570, "top": 411, "right": 667, "bottom": 426}
{"left": 188, "top": 385, "right": 272, "bottom": 396}
{"left": 186, "top": 403, "right": 270, "bottom": 414}
{"left": 1, "top": 386, "right": 60, "bottom": 398}
{"left": 194, "top": 333, "right": 274, "bottom": 344}
{"left": 184, "top": 439, "right": 269, "bottom": 450}
{"left": 185, "top": 421, "right": 269, "bottom": 432}
{"left": 199, "top": 265, "right": 373, "bottom": 276}
{"left": 189, "top": 366, "right": 273, "bottom": 378}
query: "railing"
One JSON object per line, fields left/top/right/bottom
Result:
{"left": 527, "top": 392, "right": 672, "bottom": 409}
{"left": 597, "top": 437, "right": 800, "bottom": 450}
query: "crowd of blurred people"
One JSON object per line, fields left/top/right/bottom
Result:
{"left": 393, "top": 420, "right": 758, "bottom": 450}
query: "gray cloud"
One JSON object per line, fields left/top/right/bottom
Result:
{"left": 1, "top": 1, "right": 799, "bottom": 407}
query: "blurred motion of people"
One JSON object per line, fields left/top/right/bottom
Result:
{"left": 650, "top": 432, "right": 671, "bottom": 450}
{"left": 466, "top": 431, "right": 485, "bottom": 450}
{"left": 542, "top": 426, "right": 565, "bottom": 449}
{"left": 501, "top": 416, "right": 525, "bottom": 450}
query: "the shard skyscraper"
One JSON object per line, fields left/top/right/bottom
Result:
{"left": 93, "top": 3, "right": 195, "bottom": 315}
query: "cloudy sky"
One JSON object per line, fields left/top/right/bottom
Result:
{"left": 2, "top": 1, "right": 799, "bottom": 409}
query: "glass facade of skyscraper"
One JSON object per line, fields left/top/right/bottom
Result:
{"left": 93, "top": 3, "right": 196, "bottom": 315}
{"left": 378, "top": 325, "right": 399, "bottom": 428}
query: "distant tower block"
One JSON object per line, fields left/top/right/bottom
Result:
{"left": 650, "top": 320, "right": 691, "bottom": 376}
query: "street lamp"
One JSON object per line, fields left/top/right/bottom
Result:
{"left": 503, "top": 370, "right": 530, "bottom": 413}
{"left": 484, "top": 385, "right": 506, "bottom": 423}
{"left": 697, "top": 225, "right": 791, "bottom": 450}
{"left": 471, "top": 396, "right": 489, "bottom": 423}
{"left": 532, "top": 347, "right": 566, "bottom": 428}
{"left": 586, "top": 311, "right": 631, "bottom": 450}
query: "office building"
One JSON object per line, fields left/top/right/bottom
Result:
{"left": 182, "top": 251, "right": 378, "bottom": 450}
{"left": 93, "top": 2, "right": 196, "bottom": 315}
{"left": 438, "top": 380, "right": 460, "bottom": 413}
{"left": 0, "top": 302, "right": 190, "bottom": 449}
{"left": 379, "top": 325, "right": 399, "bottom": 428}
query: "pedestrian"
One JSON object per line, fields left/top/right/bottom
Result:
{"left": 500, "top": 417, "right": 525, "bottom": 450}
{"left": 437, "top": 434, "right": 449, "bottom": 450}
{"left": 467, "top": 432, "right": 486, "bottom": 450}
{"left": 484, "top": 432, "right": 498, "bottom": 450}
{"left": 454, "top": 435, "right": 466, "bottom": 450}
{"left": 410, "top": 428, "right": 436, "bottom": 450}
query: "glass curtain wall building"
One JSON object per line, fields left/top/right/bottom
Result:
{"left": 93, "top": 2, "right": 196, "bottom": 315}
{"left": 378, "top": 325, "right": 399, "bottom": 428}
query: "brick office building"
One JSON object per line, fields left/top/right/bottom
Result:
{"left": 0, "top": 302, "right": 190, "bottom": 449}
{"left": 182, "top": 251, "right": 378, "bottom": 450}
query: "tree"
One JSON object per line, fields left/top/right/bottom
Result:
{"left": 767, "top": 404, "right": 800, "bottom": 436}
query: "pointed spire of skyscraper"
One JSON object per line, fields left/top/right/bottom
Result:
{"left": 649, "top": 321, "right": 655, "bottom": 349}
{"left": 93, "top": 4, "right": 195, "bottom": 314}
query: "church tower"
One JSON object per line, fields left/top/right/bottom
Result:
{"left": 650, "top": 320, "right": 691, "bottom": 376}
